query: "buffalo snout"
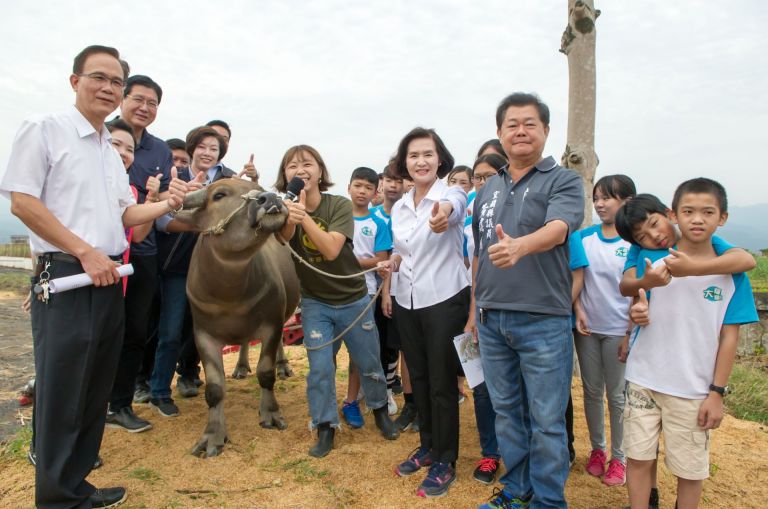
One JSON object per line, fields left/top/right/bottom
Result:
{"left": 248, "top": 192, "right": 287, "bottom": 230}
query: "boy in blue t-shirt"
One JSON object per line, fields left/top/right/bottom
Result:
{"left": 341, "top": 167, "right": 393, "bottom": 427}
{"left": 615, "top": 179, "right": 758, "bottom": 509}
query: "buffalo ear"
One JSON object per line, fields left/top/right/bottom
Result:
{"left": 183, "top": 187, "right": 208, "bottom": 210}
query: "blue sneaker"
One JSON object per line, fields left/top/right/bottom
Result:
{"left": 478, "top": 488, "right": 530, "bottom": 509}
{"left": 341, "top": 400, "right": 364, "bottom": 428}
{"left": 394, "top": 447, "right": 432, "bottom": 476}
{"left": 416, "top": 461, "right": 456, "bottom": 498}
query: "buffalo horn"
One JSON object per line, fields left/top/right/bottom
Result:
{"left": 183, "top": 188, "right": 208, "bottom": 210}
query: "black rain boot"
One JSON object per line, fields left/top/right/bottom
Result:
{"left": 308, "top": 422, "right": 335, "bottom": 458}
{"left": 373, "top": 405, "right": 400, "bottom": 440}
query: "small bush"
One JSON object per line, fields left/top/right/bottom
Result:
{"left": 0, "top": 243, "right": 31, "bottom": 258}
{"left": 726, "top": 360, "right": 768, "bottom": 425}
{"left": 0, "top": 271, "right": 31, "bottom": 295}
{"left": 748, "top": 256, "right": 768, "bottom": 292}
{"left": 0, "top": 426, "right": 32, "bottom": 462}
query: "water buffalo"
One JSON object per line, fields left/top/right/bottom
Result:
{"left": 175, "top": 178, "right": 300, "bottom": 457}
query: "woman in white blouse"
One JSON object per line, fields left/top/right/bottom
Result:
{"left": 378, "top": 127, "right": 470, "bottom": 498}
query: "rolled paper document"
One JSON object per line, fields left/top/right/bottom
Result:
{"left": 48, "top": 264, "right": 135, "bottom": 293}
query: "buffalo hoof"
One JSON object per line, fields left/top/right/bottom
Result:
{"left": 231, "top": 364, "right": 251, "bottom": 379}
{"left": 276, "top": 361, "right": 294, "bottom": 380}
{"left": 191, "top": 435, "right": 228, "bottom": 458}
{"left": 260, "top": 413, "right": 287, "bottom": 430}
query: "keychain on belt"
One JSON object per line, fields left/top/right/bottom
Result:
{"left": 34, "top": 261, "right": 51, "bottom": 304}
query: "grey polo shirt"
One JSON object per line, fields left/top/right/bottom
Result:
{"left": 472, "top": 156, "right": 584, "bottom": 315}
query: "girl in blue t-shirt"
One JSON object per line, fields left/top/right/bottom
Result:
{"left": 569, "top": 174, "right": 636, "bottom": 487}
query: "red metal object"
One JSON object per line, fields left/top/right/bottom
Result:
{"left": 221, "top": 312, "right": 303, "bottom": 355}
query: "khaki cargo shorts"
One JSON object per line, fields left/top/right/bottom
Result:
{"left": 622, "top": 382, "right": 710, "bottom": 480}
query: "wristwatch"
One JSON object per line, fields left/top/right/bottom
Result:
{"left": 709, "top": 384, "right": 730, "bottom": 396}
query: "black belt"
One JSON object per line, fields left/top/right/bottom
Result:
{"left": 36, "top": 252, "right": 123, "bottom": 266}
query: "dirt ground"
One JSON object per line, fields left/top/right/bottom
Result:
{"left": 1, "top": 293, "right": 767, "bottom": 508}
{"left": 0, "top": 289, "right": 34, "bottom": 442}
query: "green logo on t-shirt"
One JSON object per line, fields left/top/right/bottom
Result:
{"left": 702, "top": 286, "right": 723, "bottom": 302}
{"left": 615, "top": 246, "right": 628, "bottom": 258}
{"left": 361, "top": 226, "right": 373, "bottom": 236}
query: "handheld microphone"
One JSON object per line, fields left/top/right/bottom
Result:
{"left": 285, "top": 177, "right": 305, "bottom": 201}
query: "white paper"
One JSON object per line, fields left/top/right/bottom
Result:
{"left": 453, "top": 331, "right": 484, "bottom": 388}
{"left": 48, "top": 264, "right": 134, "bottom": 293}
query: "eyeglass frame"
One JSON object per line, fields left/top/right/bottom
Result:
{"left": 78, "top": 72, "right": 125, "bottom": 89}
{"left": 472, "top": 174, "right": 496, "bottom": 183}
{"left": 125, "top": 94, "right": 159, "bottom": 110}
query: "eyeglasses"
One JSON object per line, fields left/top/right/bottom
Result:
{"left": 473, "top": 174, "right": 495, "bottom": 183}
{"left": 126, "top": 94, "right": 159, "bottom": 110}
{"left": 79, "top": 72, "right": 125, "bottom": 89}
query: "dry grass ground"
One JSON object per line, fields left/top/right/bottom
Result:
{"left": 1, "top": 342, "right": 767, "bottom": 509}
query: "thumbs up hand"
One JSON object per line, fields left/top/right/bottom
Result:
{"left": 488, "top": 224, "right": 527, "bottom": 268}
{"left": 630, "top": 288, "right": 650, "bottom": 326}
{"left": 428, "top": 201, "right": 451, "bottom": 233}
{"left": 239, "top": 153, "right": 259, "bottom": 182}
{"left": 284, "top": 189, "right": 307, "bottom": 226}
{"left": 145, "top": 173, "right": 162, "bottom": 203}
{"left": 167, "top": 166, "right": 187, "bottom": 210}
{"left": 187, "top": 170, "right": 207, "bottom": 191}
{"left": 641, "top": 257, "right": 672, "bottom": 289}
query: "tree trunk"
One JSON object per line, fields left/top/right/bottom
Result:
{"left": 560, "top": 0, "right": 600, "bottom": 227}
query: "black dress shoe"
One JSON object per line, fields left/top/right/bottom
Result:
{"left": 90, "top": 486, "right": 127, "bottom": 508}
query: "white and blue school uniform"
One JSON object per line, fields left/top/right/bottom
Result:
{"left": 353, "top": 212, "right": 392, "bottom": 295}
{"left": 371, "top": 204, "right": 399, "bottom": 298}
{"left": 626, "top": 242, "right": 758, "bottom": 399}
{"left": 569, "top": 225, "right": 632, "bottom": 336}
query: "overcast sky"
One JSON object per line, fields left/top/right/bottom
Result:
{"left": 1, "top": 0, "right": 766, "bottom": 227}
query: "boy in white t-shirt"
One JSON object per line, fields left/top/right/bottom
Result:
{"left": 340, "top": 167, "right": 393, "bottom": 427}
{"left": 615, "top": 179, "right": 758, "bottom": 509}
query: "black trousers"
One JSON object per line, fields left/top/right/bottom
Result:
{"left": 395, "top": 287, "right": 470, "bottom": 464}
{"left": 136, "top": 286, "right": 161, "bottom": 385}
{"left": 109, "top": 253, "right": 158, "bottom": 410}
{"left": 175, "top": 303, "right": 200, "bottom": 379}
{"left": 373, "top": 294, "right": 400, "bottom": 387}
{"left": 31, "top": 259, "right": 124, "bottom": 509}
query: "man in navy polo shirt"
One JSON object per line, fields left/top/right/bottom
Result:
{"left": 107, "top": 74, "right": 173, "bottom": 432}
{"left": 470, "top": 93, "right": 584, "bottom": 509}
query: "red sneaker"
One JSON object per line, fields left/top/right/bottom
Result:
{"left": 603, "top": 458, "right": 626, "bottom": 486}
{"left": 585, "top": 449, "right": 607, "bottom": 477}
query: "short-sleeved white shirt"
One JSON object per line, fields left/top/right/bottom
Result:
{"left": 570, "top": 225, "right": 632, "bottom": 336}
{"left": 353, "top": 212, "right": 393, "bottom": 295}
{"left": 391, "top": 179, "right": 470, "bottom": 309}
{"left": 0, "top": 106, "right": 135, "bottom": 256}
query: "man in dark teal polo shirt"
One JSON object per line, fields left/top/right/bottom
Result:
{"left": 470, "top": 92, "right": 584, "bottom": 509}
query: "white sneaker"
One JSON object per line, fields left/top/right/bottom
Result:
{"left": 387, "top": 389, "right": 398, "bottom": 415}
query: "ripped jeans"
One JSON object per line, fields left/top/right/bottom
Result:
{"left": 301, "top": 294, "right": 388, "bottom": 427}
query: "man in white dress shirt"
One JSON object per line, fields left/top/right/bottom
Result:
{"left": 0, "top": 45, "right": 187, "bottom": 509}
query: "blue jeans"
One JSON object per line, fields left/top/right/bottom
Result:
{"left": 301, "top": 295, "right": 387, "bottom": 427}
{"left": 150, "top": 273, "right": 187, "bottom": 399}
{"left": 473, "top": 382, "right": 500, "bottom": 459}
{"left": 478, "top": 309, "right": 573, "bottom": 509}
